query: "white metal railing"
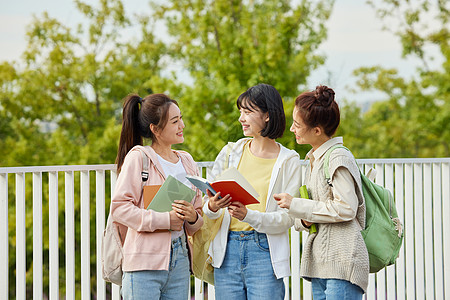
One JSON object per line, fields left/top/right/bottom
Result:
{"left": 1, "top": 158, "right": 449, "bottom": 299}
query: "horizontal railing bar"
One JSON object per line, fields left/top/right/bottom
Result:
{"left": 0, "top": 163, "right": 215, "bottom": 174}
{"left": 0, "top": 164, "right": 116, "bottom": 174}
{"left": 1, "top": 158, "right": 450, "bottom": 174}
{"left": 356, "top": 157, "right": 450, "bottom": 164}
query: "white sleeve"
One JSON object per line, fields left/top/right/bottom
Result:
{"left": 288, "top": 166, "right": 358, "bottom": 223}
{"left": 202, "top": 144, "right": 230, "bottom": 219}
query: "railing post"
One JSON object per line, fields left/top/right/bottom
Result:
{"left": 16, "top": 173, "right": 26, "bottom": 300}
{"left": 423, "top": 163, "right": 435, "bottom": 299}
{"left": 0, "top": 173, "right": 9, "bottom": 300}
{"left": 432, "top": 163, "right": 444, "bottom": 299}
{"left": 375, "top": 163, "right": 387, "bottom": 299}
{"left": 394, "top": 163, "right": 406, "bottom": 300}
{"left": 65, "top": 171, "right": 75, "bottom": 300}
{"left": 302, "top": 231, "right": 312, "bottom": 299}
{"left": 207, "top": 283, "right": 215, "bottom": 300}
{"left": 49, "top": 171, "right": 59, "bottom": 299}
{"left": 290, "top": 229, "right": 301, "bottom": 299}
{"left": 33, "top": 172, "right": 43, "bottom": 300}
{"left": 404, "top": 163, "right": 415, "bottom": 298}
{"left": 443, "top": 162, "right": 450, "bottom": 299}
{"left": 385, "top": 163, "right": 396, "bottom": 300}
{"left": 194, "top": 278, "right": 204, "bottom": 300}
{"left": 81, "top": 170, "right": 90, "bottom": 299}
{"left": 110, "top": 170, "right": 121, "bottom": 300}
{"left": 96, "top": 170, "right": 106, "bottom": 300}
{"left": 414, "top": 163, "right": 425, "bottom": 299}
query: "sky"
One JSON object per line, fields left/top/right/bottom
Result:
{"left": 0, "top": 0, "right": 442, "bottom": 104}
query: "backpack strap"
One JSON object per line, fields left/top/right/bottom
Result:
{"left": 323, "top": 145, "right": 349, "bottom": 186}
{"left": 140, "top": 149, "right": 149, "bottom": 182}
{"left": 137, "top": 148, "right": 149, "bottom": 207}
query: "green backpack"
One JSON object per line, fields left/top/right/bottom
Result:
{"left": 323, "top": 145, "right": 403, "bottom": 273}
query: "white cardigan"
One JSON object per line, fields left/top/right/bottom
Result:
{"left": 203, "top": 138, "right": 302, "bottom": 279}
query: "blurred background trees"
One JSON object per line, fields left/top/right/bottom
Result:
{"left": 342, "top": 0, "right": 450, "bottom": 158}
{"left": 1, "top": 0, "right": 448, "bottom": 167}
{"left": 0, "top": 0, "right": 335, "bottom": 165}
{"left": 151, "top": 0, "right": 332, "bottom": 159}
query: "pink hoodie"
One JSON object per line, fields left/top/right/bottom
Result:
{"left": 111, "top": 145, "right": 203, "bottom": 272}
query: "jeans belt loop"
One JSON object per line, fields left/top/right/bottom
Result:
{"left": 255, "top": 231, "right": 260, "bottom": 243}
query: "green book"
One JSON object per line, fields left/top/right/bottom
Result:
{"left": 299, "top": 185, "right": 309, "bottom": 199}
{"left": 147, "top": 175, "right": 196, "bottom": 212}
{"left": 300, "top": 185, "right": 317, "bottom": 234}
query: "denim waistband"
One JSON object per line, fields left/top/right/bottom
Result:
{"left": 171, "top": 234, "right": 186, "bottom": 248}
{"left": 228, "top": 230, "right": 267, "bottom": 241}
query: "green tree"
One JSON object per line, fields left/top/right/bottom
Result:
{"left": 1, "top": 0, "right": 336, "bottom": 297}
{"left": 152, "top": 0, "right": 334, "bottom": 160}
{"left": 335, "top": 100, "right": 369, "bottom": 158}
{"left": 0, "top": 0, "right": 172, "bottom": 167}
{"left": 0, "top": 0, "right": 171, "bottom": 297}
{"left": 345, "top": 0, "right": 450, "bottom": 158}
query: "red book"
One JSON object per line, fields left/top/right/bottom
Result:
{"left": 210, "top": 180, "right": 259, "bottom": 205}
{"left": 186, "top": 167, "right": 260, "bottom": 206}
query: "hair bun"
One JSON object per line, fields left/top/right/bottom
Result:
{"left": 314, "top": 85, "right": 335, "bottom": 106}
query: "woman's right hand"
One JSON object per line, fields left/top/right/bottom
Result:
{"left": 273, "top": 193, "right": 293, "bottom": 209}
{"left": 206, "top": 190, "right": 232, "bottom": 213}
{"left": 169, "top": 210, "right": 184, "bottom": 231}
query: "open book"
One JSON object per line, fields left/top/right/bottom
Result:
{"left": 146, "top": 175, "right": 196, "bottom": 212}
{"left": 186, "top": 167, "right": 259, "bottom": 206}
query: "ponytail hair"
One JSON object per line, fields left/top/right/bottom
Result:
{"left": 295, "top": 85, "right": 340, "bottom": 137}
{"left": 115, "top": 93, "right": 178, "bottom": 172}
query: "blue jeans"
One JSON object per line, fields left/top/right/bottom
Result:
{"left": 121, "top": 236, "right": 190, "bottom": 300}
{"left": 311, "top": 278, "right": 363, "bottom": 300}
{"left": 214, "top": 231, "right": 285, "bottom": 300}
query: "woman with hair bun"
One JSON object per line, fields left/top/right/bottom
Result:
{"left": 111, "top": 93, "right": 203, "bottom": 300}
{"left": 274, "top": 85, "right": 369, "bottom": 299}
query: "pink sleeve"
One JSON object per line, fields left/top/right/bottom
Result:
{"left": 110, "top": 150, "right": 170, "bottom": 232}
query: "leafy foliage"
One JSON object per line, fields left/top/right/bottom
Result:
{"left": 342, "top": 0, "right": 450, "bottom": 158}
{"left": 154, "top": 0, "right": 332, "bottom": 160}
{"left": 0, "top": 0, "right": 333, "bottom": 297}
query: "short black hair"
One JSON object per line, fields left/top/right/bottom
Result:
{"left": 236, "top": 83, "right": 286, "bottom": 139}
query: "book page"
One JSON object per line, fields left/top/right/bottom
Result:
{"left": 216, "top": 167, "right": 259, "bottom": 199}
{"left": 186, "top": 175, "right": 217, "bottom": 196}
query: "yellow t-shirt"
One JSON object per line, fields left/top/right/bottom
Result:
{"left": 229, "top": 141, "right": 277, "bottom": 231}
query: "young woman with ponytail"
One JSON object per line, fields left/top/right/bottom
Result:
{"left": 111, "top": 93, "right": 203, "bottom": 300}
{"left": 274, "top": 86, "right": 369, "bottom": 299}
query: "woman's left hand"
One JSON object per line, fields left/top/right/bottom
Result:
{"left": 172, "top": 200, "right": 198, "bottom": 224}
{"left": 228, "top": 201, "right": 247, "bottom": 221}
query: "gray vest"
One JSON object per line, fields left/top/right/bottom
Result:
{"left": 301, "top": 148, "right": 369, "bottom": 292}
